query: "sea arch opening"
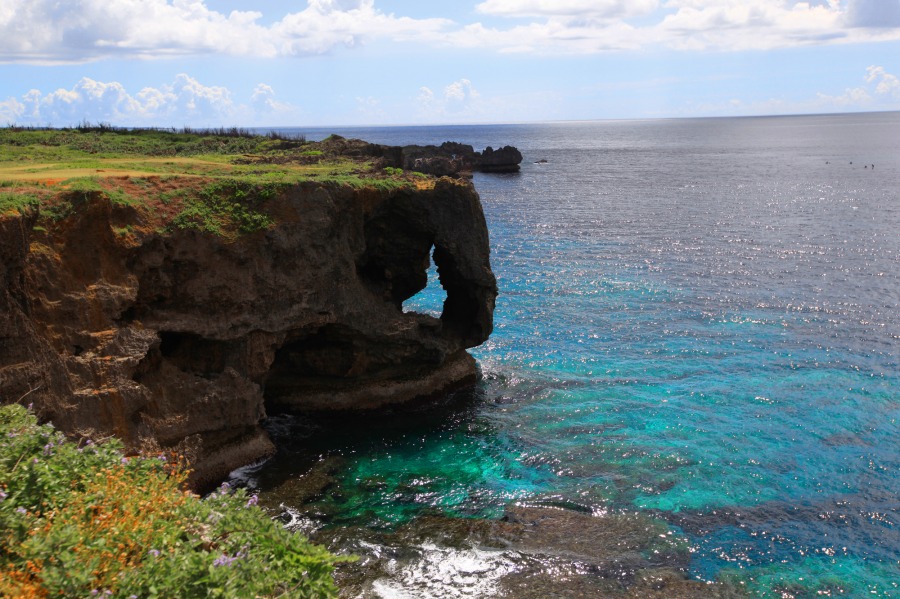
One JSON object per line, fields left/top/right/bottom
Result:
{"left": 402, "top": 246, "right": 447, "bottom": 318}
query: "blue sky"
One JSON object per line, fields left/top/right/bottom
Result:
{"left": 1, "top": 0, "right": 899, "bottom": 127}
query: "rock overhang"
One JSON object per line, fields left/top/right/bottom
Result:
{"left": 1, "top": 170, "right": 498, "bottom": 488}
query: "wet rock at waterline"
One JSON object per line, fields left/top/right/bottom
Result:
{"left": 310, "top": 506, "right": 746, "bottom": 598}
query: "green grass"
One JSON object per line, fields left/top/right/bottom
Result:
{"left": 0, "top": 128, "right": 371, "bottom": 183}
{"left": 64, "top": 177, "right": 138, "bottom": 207}
{"left": 0, "top": 404, "right": 345, "bottom": 598}
{"left": 323, "top": 173, "right": 415, "bottom": 192}
{"left": 169, "top": 179, "right": 281, "bottom": 236}
{"left": 0, "top": 192, "right": 40, "bottom": 215}
{"left": 0, "top": 127, "right": 433, "bottom": 236}
{"left": 0, "top": 127, "right": 307, "bottom": 161}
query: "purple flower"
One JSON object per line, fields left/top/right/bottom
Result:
{"left": 17, "top": 507, "right": 26, "bottom": 515}
{"left": 90, "top": 590, "right": 98, "bottom": 596}
{"left": 148, "top": 549, "right": 160, "bottom": 557}
{"left": 212, "top": 554, "right": 238, "bottom": 567}
{"left": 245, "top": 494, "right": 258, "bottom": 508}
{"left": 32, "top": 457, "right": 39, "bottom": 464}
{"left": 27, "top": 402, "right": 33, "bottom": 411}
{"left": 0, "top": 491, "right": 7, "bottom": 501}
{"left": 43, "top": 444, "right": 53, "bottom": 456}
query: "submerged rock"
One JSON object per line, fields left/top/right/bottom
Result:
{"left": 312, "top": 505, "right": 747, "bottom": 598}
{"left": 0, "top": 177, "right": 497, "bottom": 488}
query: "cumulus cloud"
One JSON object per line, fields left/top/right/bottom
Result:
{"left": 444, "top": 79, "right": 479, "bottom": 104}
{"left": 865, "top": 65, "right": 900, "bottom": 98}
{"left": 15, "top": 79, "right": 143, "bottom": 124}
{"left": 1, "top": 0, "right": 899, "bottom": 62}
{"left": 454, "top": 0, "right": 900, "bottom": 54}
{"left": 0, "top": 0, "right": 450, "bottom": 63}
{"left": 815, "top": 86, "right": 872, "bottom": 107}
{"left": 417, "top": 87, "right": 435, "bottom": 106}
{"left": 0, "top": 97, "right": 25, "bottom": 124}
{"left": 669, "top": 64, "right": 900, "bottom": 117}
{"left": 652, "top": 0, "right": 856, "bottom": 51}
{"left": 815, "top": 65, "right": 900, "bottom": 108}
{"left": 0, "top": 74, "right": 297, "bottom": 126}
{"left": 416, "top": 79, "right": 484, "bottom": 120}
{"left": 251, "top": 84, "right": 287, "bottom": 115}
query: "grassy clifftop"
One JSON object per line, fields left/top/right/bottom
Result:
{"left": 0, "top": 126, "right": 430, "bottom": 238}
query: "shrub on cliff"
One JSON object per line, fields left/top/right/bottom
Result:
{"left": 0, "top": 404, "right": 342, "bottom": 598}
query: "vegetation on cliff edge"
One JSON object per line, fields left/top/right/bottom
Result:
{"left": 0, "top": 404, "right": 344, "bottom": 598}
{"left": 0, "top": 126, "right": 432, "bottom": 236}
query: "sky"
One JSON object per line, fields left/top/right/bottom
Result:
{"left": 1, "top": 0, "right": 899, "bottom": 127}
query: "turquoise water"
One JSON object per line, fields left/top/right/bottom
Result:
{"left": 252, "top": 114, "right": 900, "bottom": 596}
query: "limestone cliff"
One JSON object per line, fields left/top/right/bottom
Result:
{"left": 0, "top": 178, "right": 496, "bottom": 488}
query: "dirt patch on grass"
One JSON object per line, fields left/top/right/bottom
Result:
{"left": 0, "top": 157, "right": 229, "bottom": 183}
{"left": 98, "top": 176, "right": 212, "bottom": 226}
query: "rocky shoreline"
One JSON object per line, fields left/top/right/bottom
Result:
{"left": 230, "top": 388, "right": 748, "bottom": 598}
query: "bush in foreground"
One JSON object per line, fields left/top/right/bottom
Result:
{"left": 0, "top": 404, "right": 342, "bottom": 598}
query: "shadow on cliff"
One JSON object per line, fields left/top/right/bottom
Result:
{"left": 238, "top": 381, "right": 488, "bottom": 495}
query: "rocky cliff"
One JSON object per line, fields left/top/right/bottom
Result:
{"left": 0, "top": 178, "right": 496, "bottom": 488}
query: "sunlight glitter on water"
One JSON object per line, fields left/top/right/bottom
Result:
{"left": 253, "top": 114, "right": 900, "bottom": 597}
{"left": 371, "top": 544, "right": 515, "bottom": 599}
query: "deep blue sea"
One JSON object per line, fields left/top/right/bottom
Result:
{"left": 248, "top": 113, "right": 900, "bottom": 597}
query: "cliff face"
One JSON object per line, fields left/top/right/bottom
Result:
{"left": 0, "top": 178, "right": 496, "bottom": 487}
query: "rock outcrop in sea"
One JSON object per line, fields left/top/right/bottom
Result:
{"left": 311, "top": 136, "right": 524, "bottom": 177}
{"left": 0, "top": 174, "right": 497, "bottom": 488}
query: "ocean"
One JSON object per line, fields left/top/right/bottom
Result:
{"left": 240, "top": 113, "right": 900, "bottom": 597}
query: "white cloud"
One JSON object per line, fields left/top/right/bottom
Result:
{"left": 417, "top": 87, "right": 435, "bottom": 106}
{"left": 865, "top": 65, "right": 900, "bottom": 97}
{"left": 0, "top": 74, "right": 298, "bottom": 126}
{"left": 649, "top": 1, "right": 856, "bottom": 51}
{"left": 441, "top": 20, "right": 644, "bottom": 54}
{"left": 475, "top": 0, "right": 659, "bottom": 19}
{"left": 0, "top": 97, "right": 25, "bottom": 124}
{"left": 668, "top": 64, "right": 900, "bottom": 117}
{"left": 815, "top": 86, "right": 872, "bottom": 107}
{"left": 19, "top": 79, "right": 144, "bottom": 124}
{"left": 0, "top": 0, "right": 450, "bottom": 64}
{"left": 415, "top": 79, "right": 484, "bottom": 120}
{"left": 251, "top": 84, "right": 284, "bottom": 114}
{"left": 457, "top": 0, "right": 900, "bottom": 54}
{"left": 0, "top": 0, "right": 898, "bottom": 62}
{"left": 816, "top": 65, "right": 900, "bottom": 108}
{"left": 444, "top": 79, "right": 479, "bottom": 104}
